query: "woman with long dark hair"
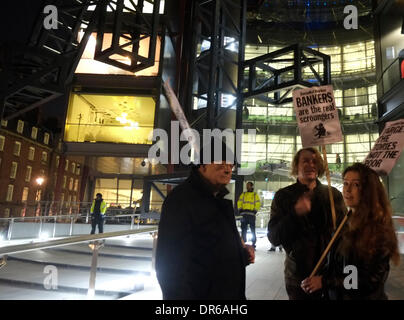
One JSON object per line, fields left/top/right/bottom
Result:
{"left": 301, "top": 162, "right": 400, "bottom": 299}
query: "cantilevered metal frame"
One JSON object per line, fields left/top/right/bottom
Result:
{"left": 242, "top": 43, "right": 331, "bottom": 105}
{"left": 0, "top": 0, "right": 162, "bottom": 121}
{"left": 94, "top": 0, "right": 161, "bottom": 73}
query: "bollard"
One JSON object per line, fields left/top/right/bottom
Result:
{"left": 69, "top": 216, "right": 74, "bottom": 236}
{"left": 87, "top": 240, "right": 104, "bottom": 298}
{"left": 151, "top": 232, "right": 158, "bottom": 271}
{"left": 38, "top": 216, "right": 43, "bottom": 238}
{"left": 7, "top": 219, "right": 14, "bottom": 241}
{"left": 130, "top": 215, "right": 134, "bottom": 230}
{"left": 52, "top": 216, "right": 57, "bottom": 238}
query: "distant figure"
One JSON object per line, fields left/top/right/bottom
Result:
{"left": 238, "top": 182, "right": 261, "bottom": 249}
{"left": 242, "top": 106, "right": 249, "bottom": 120}
{"left": 90, "top": 193, "right": 107, "bottom": 234}
{"left": 336, "top": 153, "right": 342, "bottom": 170}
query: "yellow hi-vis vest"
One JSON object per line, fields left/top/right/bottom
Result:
{"left": 90, "top": 200, "right": 107, "bottom": 215}
{"left": 237, "top": 191, "right": 261, "bottom": 213}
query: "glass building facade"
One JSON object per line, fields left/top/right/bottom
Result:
{"left": 241, "top": 40, "right": 379, "bottom": 168}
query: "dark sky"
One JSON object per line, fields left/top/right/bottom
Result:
{"left": 1, "top": 1, "right": 44, "bottom": 46}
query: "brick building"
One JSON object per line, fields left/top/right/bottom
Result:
{"left": 0, "top": 118, "right": 85, "bottom": 218}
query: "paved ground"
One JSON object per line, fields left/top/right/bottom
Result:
{"left": 0, "top": 229, "right": 403, "bottom": 300}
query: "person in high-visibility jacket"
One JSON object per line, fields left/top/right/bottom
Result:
{"left": 237, "top": 182, "right": 261, "bottom": 249}
{"left": 90, "top": 193, "right": 107, "bottom": 234}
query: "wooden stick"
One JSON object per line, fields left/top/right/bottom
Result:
{"left": 310, "top": 211, "right": 350, "bottom": 277}
{"left": 321, "top": 145, "right": 337, "bottom": 231}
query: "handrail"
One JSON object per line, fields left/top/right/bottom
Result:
{"left": 0, "top": 213, "right": 141, "bottom": 222}
{"left": 0, "top": 214, "right": 81, "bottom": 221}
{"left": 0, "top": 226, "right": 158, "bottom": 257}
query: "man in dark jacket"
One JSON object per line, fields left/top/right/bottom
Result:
{"left": 267, "top": 147, "right": 346, "bottom": 300}
{"left": 155, "top": 139, "right": 254, "bottom": 300}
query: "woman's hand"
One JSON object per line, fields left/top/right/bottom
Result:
{"left": 301, "top": 276, "right": 323, "bottom": 294}
{"left": 244, "top": 244, "right": 255, "bottom": 264}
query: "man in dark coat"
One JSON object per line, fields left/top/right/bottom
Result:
{"left": 267, "top": 147, "right": 346, "bottom": 300}
{"left": 155, "top": 139, "right": 254, "bottom": 300}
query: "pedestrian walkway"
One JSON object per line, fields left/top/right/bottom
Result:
{"left": 0, "top": 229, "right": 403, "bottom": 300}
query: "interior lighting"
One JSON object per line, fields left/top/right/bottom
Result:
{"left": 117, "top": 113, "right": 139, "bottom": 130}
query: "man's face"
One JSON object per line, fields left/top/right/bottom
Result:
{"left": 297, "top": 150, "right": 318, "bottom": 183}
{"left": 247, "top": 183, "right": 253, "bottom": 192}
{"left": 199, "top": 162, "right": 233, "bottom": 187}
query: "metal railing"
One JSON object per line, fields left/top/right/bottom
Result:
{"left": 0, "top": 227, "right": 158, "bottom": 299}
{"left": 0, "top": 213, "right": 142, "bottom": 241}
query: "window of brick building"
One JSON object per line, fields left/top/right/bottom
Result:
{"left": 10, "top": 162, "right": 18, "bottom": 179}
{"left": 0, "top": 135, "right": 5, "bottom": 151}
{"left": 13, "top": 141, "right": 21, "bottom": 156}
{"left": 22, "top": 187, "right": 29, "bottom": 202}
{"left": 17, "top": 120, "right": 24, "bottom": 134}
{"left": 6, "top": 185, "right": 14, "bottom": 202}
{"left": 25, "top": 166, "right": 32, "bottom": 182}
{"left": 41, "top": 151, "right": 48, "bottom": 162}
{"left": 28, "top": 147, "right": 35, "bottom": 160}
{"left": 31, "top": 127, "right": 38, "bottom": 140}
{"left": 44, "top": 132, "right": 50, "bottom": 145}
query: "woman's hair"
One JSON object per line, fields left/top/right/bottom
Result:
{"left": 339, "top": 163, "right": 400, "bottom": 265}
{"left": 290, "top": 147, "right": 325, "bottom": 178}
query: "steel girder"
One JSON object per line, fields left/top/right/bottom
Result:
{"left": 0, "top": 0, "right": 162, "bottom": 121}
{"left": 188, "top": 0, "right": 246, "bottom": 130}
{"left": 0, "top": 0, "right": 104, "bottom": 120}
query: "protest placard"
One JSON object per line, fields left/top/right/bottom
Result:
{"left": 292, "top": 85, "right": 343, "bottom": 148}
{"left": 363, "top": 119, "right": 404, "bottom": 175}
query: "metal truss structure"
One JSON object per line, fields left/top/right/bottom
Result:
{"left": 242, "top": 43, "right": 331, "bottom": 105}
{"left": 94, "top": 0, "right": 160, "bottom": 72}
{"left": 0, "top": 0, "right": 161, "bottom": 121}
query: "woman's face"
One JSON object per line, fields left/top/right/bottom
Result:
{"left": 343, "top": 170, "right": 361, "bottom": 210}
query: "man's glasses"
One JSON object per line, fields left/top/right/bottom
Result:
{"left": 213, "top": 163, "right": 236, "bottom": 172}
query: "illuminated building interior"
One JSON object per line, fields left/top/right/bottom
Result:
{"left": 64, "top": 93, "right": 156, "bottom": 145}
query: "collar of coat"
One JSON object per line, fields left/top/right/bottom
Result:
{"left": 295, "top": 178, "right": 324, "bottom": 193}
{"left": 188, "top": 166, "right": 230, "bottom": 199}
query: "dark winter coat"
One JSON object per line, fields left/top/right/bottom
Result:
{"left": 268, "top": 179, "right": 346, "bottom": 287}
{"left": 155, "top": 167, "right": 249, "bottom": 300}
{"left": 322, "top": 212, "right": 391, "bottom": 300}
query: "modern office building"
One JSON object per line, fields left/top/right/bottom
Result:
{"left": 1, "top": 0, "right": 403, "bottom": 216}
{"left": 0, "top": 0, "right": 403, "bottom": 301}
